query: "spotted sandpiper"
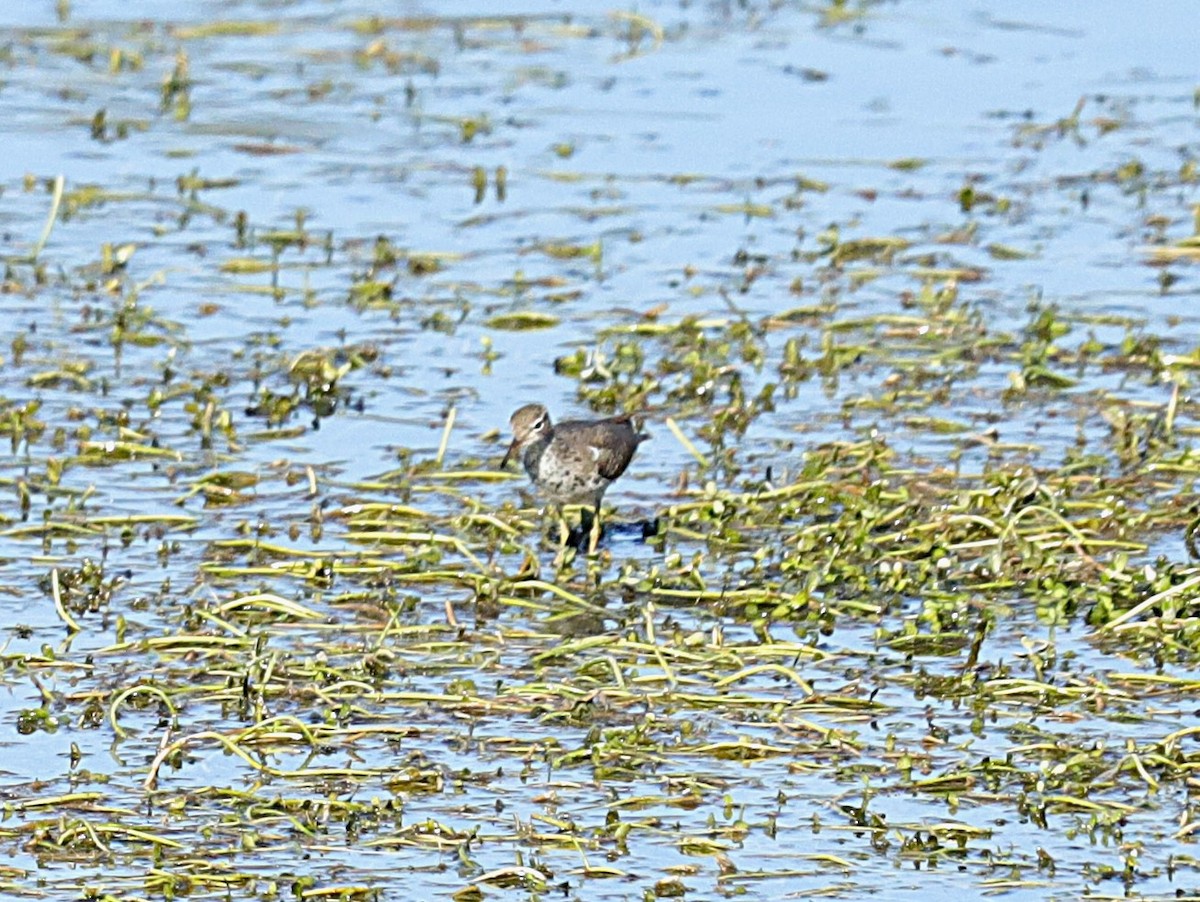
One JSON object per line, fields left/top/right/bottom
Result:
{"left": 501, "top": 403, "right": 647, "bottom": 551}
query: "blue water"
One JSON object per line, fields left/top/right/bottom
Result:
{"left": 0, "top": 2, "right": 1197, "bottom": 900}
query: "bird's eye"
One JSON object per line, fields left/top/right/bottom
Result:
{"left": 533, "top": 416, "right": 547, "bottom": 430}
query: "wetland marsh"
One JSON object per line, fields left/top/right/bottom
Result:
{"left": 2, "top": 1, "right": 1200, "bottom": 900}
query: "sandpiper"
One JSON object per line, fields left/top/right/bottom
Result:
{"left": 501, "top": 403, "right": 647, "bottom": 551}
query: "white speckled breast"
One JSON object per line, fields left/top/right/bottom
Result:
{"left": 524, "top": 437, "right": 612, "bottom": 506}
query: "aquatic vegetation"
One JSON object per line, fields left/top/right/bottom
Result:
{"left": 0, "top": 2, "right": 1196, "bottom": 900}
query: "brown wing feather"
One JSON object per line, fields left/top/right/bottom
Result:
{"left": 556, "top": 416, "right": 646, "bottom": 482}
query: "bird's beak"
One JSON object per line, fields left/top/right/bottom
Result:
{"left": 500, "top": 438, "right": 520, "bottom": 470}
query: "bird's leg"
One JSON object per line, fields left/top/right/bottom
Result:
{"left": 554, "top": 504, "right": 570, "bottom": 548}
{"left": 586, "top": 503, "right": 602, "bottom": 555}
{"left": 545, "top": 503, "right": 569, "bottom": 571}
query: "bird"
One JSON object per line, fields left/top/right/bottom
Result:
{"left": 501, "top": 403, "right": 647, "bottom": 552}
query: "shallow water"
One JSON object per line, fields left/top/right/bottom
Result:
{"left": 1, "top": 1, "right": 1199, "bottom": 900}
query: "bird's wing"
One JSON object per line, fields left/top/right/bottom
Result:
{"left": 576, "top": 421, "right": 641, "bottom": 480}
{"left": 594, "top": 442, "right": 635, "bottom": 480}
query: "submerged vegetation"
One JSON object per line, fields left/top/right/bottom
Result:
{"left": 0, "top": 2, "right": 1198, "bottom": 900}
